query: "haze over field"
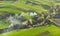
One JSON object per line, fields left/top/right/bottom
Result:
{"left": 0, "top": 0, "right": 60, "bottom": 36}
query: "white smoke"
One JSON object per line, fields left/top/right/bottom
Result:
{"left": 29, "top": 12, "right": 37, "bottom": 16}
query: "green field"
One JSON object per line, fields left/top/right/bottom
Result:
{"left": 0, "top": 25, "right": 60, "bottom": 36}
{"left": 0, "top": 0, "right": 60, "bottom": 36}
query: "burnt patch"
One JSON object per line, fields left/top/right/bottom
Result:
{"left": 0, "top": 11, "right": 15, "bottom": 20}
{"left": 36, "top": 31, "right": 50, "bottom": 36}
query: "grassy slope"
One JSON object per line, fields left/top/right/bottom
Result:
{"left": 0, "top": 25, "right": 60, "bottom": 36}
{"left": 0, "top": 20, "right": 10, "bottom": 28}
{"left": 0, "top": 0, "right": 60, "bottom": 36}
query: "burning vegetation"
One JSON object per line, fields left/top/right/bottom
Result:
{"left": 0, "top": 0, "right": 60, "bottom": 34}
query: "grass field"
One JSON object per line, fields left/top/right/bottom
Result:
{"left": 0, "top": 0, "right": 60, "bottom": 36}
{"left": 0, "top": 25, "right": 60, "bottom": 36}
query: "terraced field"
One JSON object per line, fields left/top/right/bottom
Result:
{"left": 0, "top": 0, "right": 60, "bottom": 36}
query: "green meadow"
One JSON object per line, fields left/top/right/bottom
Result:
{"left": 0, "top": 0, "right": 60, "bottom": 36}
